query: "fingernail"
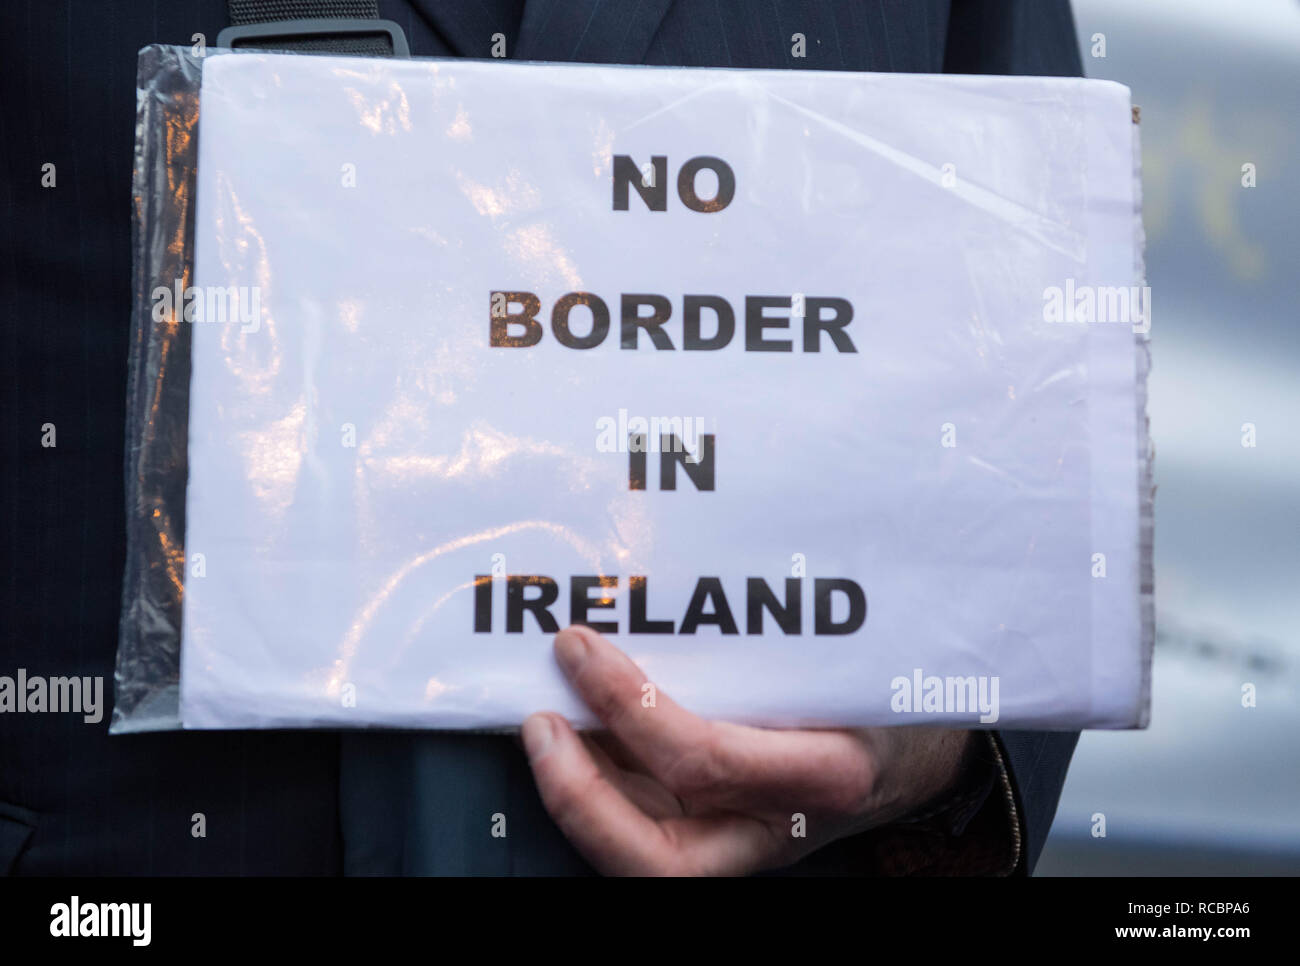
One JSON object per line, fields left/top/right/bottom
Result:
{"left": 554, "top": 627, "right": 590, "bottom": 676}
{"left": 521, "top": 713, "right": 556, "bottom": 760}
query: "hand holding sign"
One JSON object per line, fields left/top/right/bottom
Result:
{"left": 522, "top": 625, "right": 976, "bottom": 875}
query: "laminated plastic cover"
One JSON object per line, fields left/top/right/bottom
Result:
{"left": 114, "top": 46, "right": 1154, "bottom": 733}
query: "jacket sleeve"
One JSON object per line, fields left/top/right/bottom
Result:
{"left": 994, "top": 730, "right": 1080, "bottom": 874}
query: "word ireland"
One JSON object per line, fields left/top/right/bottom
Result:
{"left": 473, "top": 575, "right": 867, "bottom": 636}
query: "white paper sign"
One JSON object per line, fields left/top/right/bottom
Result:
{"left": 181, "top": 53, "right": 1150, "bottom": 730}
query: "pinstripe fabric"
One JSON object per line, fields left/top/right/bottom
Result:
{"left": 0, "top": 0, "right": 343, "bottom": 876}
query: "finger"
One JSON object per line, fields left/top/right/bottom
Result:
{"left": 581, "top": 734, "right": 684, "bottom": 820}
{"left": 699, "top": 723, "right": 887, "bottom": 818}
{"left": 523, "top": 712, "right": 779, "bottom": 875}
{"left": 522, "top": 711, "right": 674, "bottom": 875}
{"left": 553, "top": 625, "right": 881, "bottom": 816}
{"left": 656, "top": 813, "right": 788, "bottom": 876}
{"left": 589, "top": 729, "right": 646, "bottom": 774}
{"left": 552, "top": 625, "right": 722, "bottom": 785}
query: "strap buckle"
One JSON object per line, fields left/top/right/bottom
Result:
{"left": 216, "top": 18, "right": 410, "bottom": 56}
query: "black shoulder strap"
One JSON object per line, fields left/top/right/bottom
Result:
{"left": 219, "top": 0, "right": 409, "bottom": 56}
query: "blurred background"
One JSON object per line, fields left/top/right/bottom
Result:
{"left": 1036, "top": 0, "right": 1300, "bottom": 875}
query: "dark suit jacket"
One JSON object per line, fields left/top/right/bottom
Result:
{"left": 0, "top": 0, "right": 1080, "bottom": 875}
